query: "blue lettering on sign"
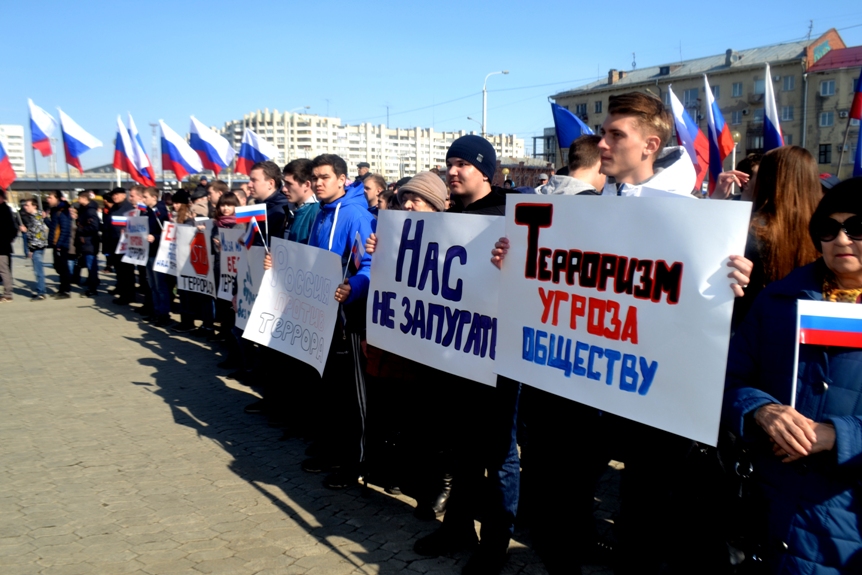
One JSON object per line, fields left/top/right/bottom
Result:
{"left": 371, "top": 291, "right": 496, "bottom": 359}
{"left": 394, "top": 219, "right": 467, "bottom": 302}
{"left": 521, "top": 325, "right": 658, "bottom": 395}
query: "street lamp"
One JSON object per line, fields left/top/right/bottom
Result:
{"left": 286, "top": 106, "right": 311, "bottom": 163}
{"left": 467, "top": 116, "right": 482, "bottom": 132}
{"left": 482, "top": 70, "right": 509, "bottom": 138}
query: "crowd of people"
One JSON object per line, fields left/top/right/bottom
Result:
{"left": 1, "top": 90, "right": 861, "bottom": 575}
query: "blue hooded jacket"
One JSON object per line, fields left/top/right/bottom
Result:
{"left": 308, "top": 180, "right": 375, "bottom": 307}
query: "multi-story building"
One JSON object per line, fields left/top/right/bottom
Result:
{"left": 549, "top": 30, "right": 859, "bottom": 179}
{"left": 0, "top": 125, "right": 26, "bottom": 175}
{"left": 220, "top": 110, "right": 524, "bottom": 182}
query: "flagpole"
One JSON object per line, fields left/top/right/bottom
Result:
{"left": 836, "top": 120, "right": 853, "bottom": 177}
{"left": 30, "top": 145, "right": 43, "bottom": 211}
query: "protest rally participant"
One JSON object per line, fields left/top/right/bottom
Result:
{"left": 45, "top": 191, "right": 74, "bottom": 299}
{"left": 722, "top": 177, "right": 862, "bottom": 574}
{"left": 170, "top": 190, "right": 199, "bottom": 334}
{"left": 106, "top": 187, "right": 136, "bottom": 305}
{"left": 0, "top": 189, "right": 17, "bottom": 302}
{"left": 297, "top": 153, "right": 374, "bottom": 490}
{"left": 208, "top": 191, "right": 238, "bottom": 341}
{"left": 75, "top": 190, "right": 101, "bottom": 297}
{"left": 18, "top": 198, "right": 49, "bottom": 300}
{"left": 281, "top": 159, "right": 320, "bottom": 244}
{"left": 731, "top": 146, "right": 822, "bottom": 329}
{"left": 190, "top": 185, "right": 209, "bottom": 219}
{"left": 207, "top": 181, "right": 226, "bottom": 218}
{"left": 411, "top": 136, "right": 524, "bottom": 575}
{"left": 142, "top": 187, "right": 171, "bottom": 326}
{"left": 538, "top": 135, "right": 606, "bottom": 196}
{"left": 128, "top": 185, "right": 152, "bottom": 313}
{"left": 363, "top": 173, "right": 386, "bottom": 214}
{"left": 377, "top": 189, "right": 397, "bottom": 211}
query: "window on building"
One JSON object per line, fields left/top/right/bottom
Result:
{"left": 747, "top": 134, "right": 764, "bottom": 151}
{"left": 663, "top": 92, "right": 671, "bottom": 106}
{"left": 852, "top": 118, "right": 861, "bottom": 127}
{"left": 594, "top": 101, "right": 602, "bottom": 114}
{"left": 731, "top": 111, "right": 743, "bottom": 125}
{"left": 594, "top": 125, "right": 601, "bottom": 133}
{"left": 754, "top": 79, "right": 765, "bottom": 95}
{"left": 784, "top": 134, "right": 793, "bottom": 145}
{"left": 683, "top": 88, "right": 699, "bottom": 107}
{"left": 575, "top": 103, "right": 587, "bottom": 116}
{"left": 820, "top": 111, "right": 835, "bottom": 127}
{"left": 732, "top": 82, "right": 743, "bottom": 97}
{"left": 820, "top": 80, "right": 836, "bottom": 96}
{"left": 711, "top": 85, "right": 720, "bottom": 99}
{"left": 753, "top": 108, "right": 764, "bottom": 122}
{"left": 781, "top": 106, "right": 794, "bottom": 121}
{"left": 783, "top": 75, "right": 795, "bottom": 91}
{"left": 819, "top": 144, "right": 832, "bottom": 164}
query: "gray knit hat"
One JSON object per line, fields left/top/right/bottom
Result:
{"left": 397, "top": 172, "right": 448, "bottom": 212}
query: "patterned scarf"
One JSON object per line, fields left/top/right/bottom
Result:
{"left": 823, "top": 273, "right": 862, "bottom": 303}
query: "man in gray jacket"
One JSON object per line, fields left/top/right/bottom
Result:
{"left": 538, "top": 135, "right": 605, "bottom": 196}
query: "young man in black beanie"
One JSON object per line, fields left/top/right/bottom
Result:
{"left": 412, "top": 135, "right": 521, "bottom": 575}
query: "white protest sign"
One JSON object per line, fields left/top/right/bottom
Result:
{"left": 175, "top": 220, "right": 216, "bottom": 296}
{"left": 153, "top": 222, "right": 179, "bottom": 275}
{"left": 121, "top": 216, "right": 150, "bottom": 266}
{"left": 367, "top": 211, "right": 504, "bottom": 386}
{"left": 242, "top": 237, "right": 342, "bottom": 376}
{"left": 235, "top": 246, "right": 267, "bottom": 331}
{"left": 218, "top": 228, "right": 244, "bottom": 301}
{"left": 114, "top": 229, "right": 128, "bottom": 255}
{"left": 495, "top": 195, "right": 750, "bottom": 445}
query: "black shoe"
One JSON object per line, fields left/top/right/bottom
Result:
{"left": 54, "top": 292, "right": 71, "bottom": 299}
{"left": 462, "top": 546, "right": 508, "bottom": 575}
{"left": 413, "top": 526, "right": 478, "bottom": 557}
{"left": 135, "top": 306, "right": 153, "bottom": 315}
{"left": 384, "top": 485, "right": 403, "bottom": 496}
{"left": 217, "top": 359, "right": 238, "bottom": 369}
{"left": 206, "top": 330, "right": 227, "bottom": 342}
{"left": 431, "top": 473, "right": 453, "bottom": 515}
{"left": 112, "top": 297, "right": 130, "bottom": 306}
{"left": 171, "top": 323, "right": 195, "bottom": 333}
{"left": 189, "top": 326, "right": 214, "bottom": 338}
{"left": 244, "top": 399, "right": 268, "bottom": 414}
{"left": 323, "top": 470, "right": 356, "bottom": 490}
{"left": 153, "top": 315, "right": 173, "bottom": 328}
{"left": 30, "top": 295, "right": 46, "bottom": 301}
{"left": 301, "top": 457, "right": 339, "bottom": 474}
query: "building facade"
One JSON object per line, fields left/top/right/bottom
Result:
{"left": 220, "top": 110, "right": 524, "bottom": 182}
{"left": 0, "top": 125, "right": 26, "bottom": 176}
{"left": 550, "top": 30, "right": 859, "bottom": 179}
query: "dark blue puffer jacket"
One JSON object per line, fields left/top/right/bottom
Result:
{"left": 722, "top": 259, "right": 862, "bottom": 574}
{"left": 47, "top": 201, "right": 73, "bottom": 249}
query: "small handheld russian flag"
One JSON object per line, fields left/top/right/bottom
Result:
{"left": 242, "top": 220, "right": 257, "bottom": 249}
{"left": 111, "top": 215, "right": 128, "bottom": 227}
{"left": 790, "top": 300, "right": 862, "bottom": 407}
{"left": 137, "top": 202, "right": 147, "bottom": 212}
{"left": 235, "top": 204, "right": 267, "bottom": 224}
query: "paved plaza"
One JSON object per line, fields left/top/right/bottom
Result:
{"left": 0, "top": 242, "right": 618, "bottom": 575}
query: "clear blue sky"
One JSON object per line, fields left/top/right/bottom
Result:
{"left": 5, "top": 0, "right": 862, "bottom": 173}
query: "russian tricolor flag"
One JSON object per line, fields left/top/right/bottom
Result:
{"left": 235, "top": 128, "right": 279, "bottom": 175}
{"left": 113, "top": 116, "right": 140, "bottom": 181}
{"left": 242, "top": 219, "right": 258, "bottom": 249}
{"left": 58, "top": 108, "right": 103, "bottom": 172}
{"left": 28, "top": 99, "right": 58, "bottom": 157}
{"left": 703, "top": 75, "right": 735, "bottom": 194}
{"left": 668, "top": 86, "right": 710, "bottom": 193}
{"left": 235, "top": 204, "right": 267, "bottom": 224}
{"left": 159, "top": 120, "right": 202, "bottom": 181}
{"left": 763, "top": 64, "right": 784, "bottom": 153}
{"left": 850, "top": 73, "right": 862, "bottom": 122}
{"left": 128, "top": 113, "right": 156, "bottom": 186}
{"left": 0, "top": 139, "right": 17, "bottom": 190}
{"left": 189, "top": 116, "right": 235, "bottom": 175}
{"left": 111, "top": 215, "right": 129, "bottom": 227}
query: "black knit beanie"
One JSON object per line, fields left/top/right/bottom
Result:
{"left": 446, "top": 135, "right": 497, "bottom": 182}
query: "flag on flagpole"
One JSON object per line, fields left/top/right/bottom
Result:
{"left": 235, "top": 204, "right": 267, "bottom": 224}
{"left": 0, "top": 140, "right": 17, "bottom": 190}
{"left": 159, "top": 120, "right": 202, "bottom": 181}
{"left": 112, "top": 115, "right": 139, "bottom": 179}
{"left": 28, "top": 99, "right": 58, "bottom": 157}
{"left": 235, "top": 128, "right": 279, "bottom": 175}
{"left": 58, "top": 109, "right": 103, "bottom": 172}
{"left": 550, "top": 103, "right": 594, "bottom": 151}
{"left": 668, "top": 86, "right": 710, "bottom": 192}
{"left": 850, "top": 73, "right": 862, "bottom": 121}
{"left": 242, "top": 220, "right": 257, "bottom": 249}
{"left": 351, "top": 231, "right": 365, "bottom": 271}
{"left": 189, "top": 116, "right": 236, "bottom": 175}
{"left": 854, "top": 127, "right": 862, "bottom": 178}
{"left": 763, "top": 64, "right": 784, "bottom": 153}
{"left": 128, "top": 113, "right": 156, "bottom": 186}
{"left": 704, "top": 75, "right": 735, "bottom": 193}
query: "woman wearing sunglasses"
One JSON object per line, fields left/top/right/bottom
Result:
{"left": 722, "top": 177, "right": 862, "bottom": 574}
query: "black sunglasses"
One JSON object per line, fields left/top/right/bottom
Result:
{"left": 817, "top": 215, "right": 862, "bottom": 242}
